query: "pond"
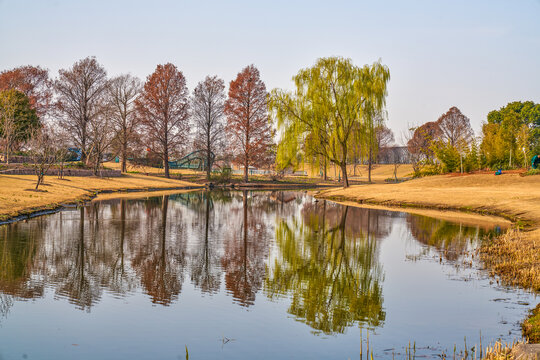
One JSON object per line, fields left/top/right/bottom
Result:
{"left": 0, "top": 190, "right": 535, "bottom": 359}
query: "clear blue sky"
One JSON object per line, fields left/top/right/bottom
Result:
{"left": 1, "top": 0, "right": 539, "bottom": 142}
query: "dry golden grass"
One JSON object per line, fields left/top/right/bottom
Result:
{"left": 302, "top": 163, "right": 414, "bottom": 182}
{"left": 320, "top": 173, "right": 540, "bottom": 225}
{"left": 327, "top": 200, "right": 512, "bottom": 229}
{"left": 0, "top": 173, "right": 200, "bottom": 220}
{"left": 480, "top": 229, "right": 540, "bottom": 291}
{"left": 104, "top": 161, "right": 200, "bottom": 175}
{"left": 482, "top": 341, "right": 519, "bottom": 360}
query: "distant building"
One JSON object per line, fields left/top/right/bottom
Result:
{"left": 377, "top": 146, "right": 410, "bottom": 164}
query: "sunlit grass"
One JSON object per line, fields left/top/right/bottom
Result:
{"left": 0, "top": 173, "right": 198, "bottom": 220}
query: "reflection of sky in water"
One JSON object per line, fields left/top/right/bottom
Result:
{"left": 0, "top": 191, "right": 536, "bottom": 360}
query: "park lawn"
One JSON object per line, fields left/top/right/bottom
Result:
{"left": 103, "top": 161, "right": 201, "bottom": 176}
{"left": 302, "top": 163, "right": 414, "bottom": 182}
{"left": 319, "top": 172, "right": 540, "bottom": 224}
{"left": 0, "top": 173, "right": 200, "bottom": 220}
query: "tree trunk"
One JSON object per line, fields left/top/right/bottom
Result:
{"left": 340, "top": 162, "right": 349, "bottom": 188}
{"left": 163, "top": 149, "right": 170, "bottom": 179}
{"left": 368, "top": 147, "right": 373, "bottom": 183}
{"left": 206, "top": 149, "right": 211, "bottom": 181}
{"left": 35, "top": 173, "right": 43, "bottom": 190}
{"left": 244, "top": 158, "right": 248, "bottom": 183}
{"left": 121, "top": 140, "right": 127, "bottom": 173}
{"left": 4, "top": 143, "right": 8, "bottom": 165}
{"left": 164, "top": 156, "right": 170, "bottom": 178}
{"left": 81, "top": 127, "right": 87, "bottom": 164}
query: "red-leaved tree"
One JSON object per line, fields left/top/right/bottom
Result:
{"left": 136, "top": 63, "right": 189, "bottom": 178}
{"left": 0, "top": 65, "right": 52, "bottom": 118}
{"left": 225, "top": 65, "right": 273, "bottom": 182}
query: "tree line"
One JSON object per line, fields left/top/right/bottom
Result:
{"left": 3, "top": 55, "right": 534, "bottom": 189}
{"left": 407, "top": 101, "right": 540, "bottom": 175}
{"left": 0, "top": 57, "right": 274, "bottom": 183}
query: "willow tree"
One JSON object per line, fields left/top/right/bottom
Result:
{"left": 270, "top": 57, "right": 390, "bottom": 187}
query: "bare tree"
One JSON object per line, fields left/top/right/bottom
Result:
{"left": 52, "top": 129, "right": 71, "bottom": 179}
{"left": 108, "top": 74, "right": 142, "bottom": 172}
{"left": 191, "top": 75, "right": 226, "bottom": 180}
{"left": 375, "top": 125, "right": 394, "bottom": 164}
{"left": 87, "top": 109, "right": 115, "bottom": 176}
{"left": 436, "top": 106, "right": 474, "bottom": 150}
{"left": 392, "top": 147, "right": 408, "bottom": 182}
{"left": 28, "top": 127, "right": 56, "bottom": 190}
{"left": 403, "top": 124, "right": 422, "bottom": 175}
{"left": 54, "top": 57, "right": 109, "bottom": 163}
{"left": 136, "top": 63, "right": 189, "bottom": 178}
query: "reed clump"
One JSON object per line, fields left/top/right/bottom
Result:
{"left": 482, "top": 340, "right": 517, "bottom": 360}
{"left": 479, "top": 229, "right": 540, "bottom": 292}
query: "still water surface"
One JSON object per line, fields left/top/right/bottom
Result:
{"left": 0, "top": 191, "right": 535, "bottom": 359}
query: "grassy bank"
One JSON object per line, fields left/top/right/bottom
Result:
{"left": 0, "top": 173, "right": 201, "bottom": 221}
{"left": 317, "top": 172, "right": 540, "bottom": 343}
{"left": 104, "top": 161, "right": 414, "bottom": 185}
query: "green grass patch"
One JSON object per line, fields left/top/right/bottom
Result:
{"left": 522, "top": 303, "right": 540, "bottom": 343}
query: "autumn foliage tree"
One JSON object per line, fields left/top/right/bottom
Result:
{"left": 407, "top": 121, "right": 441, "bottom": 164}
{"left": 225, "top": 65, "right": 273, "bottom": 182}
{"left": 136, "top": 63, "right": 189, "bottom": 178}
{"left": 0, "top": 65, "right": 52, "bottom": 118}
{"left": 437, "top": 106, "right": 474, "bottom": 150}
{"left": 408, "top": 107, "right": 475, "bottom": 174}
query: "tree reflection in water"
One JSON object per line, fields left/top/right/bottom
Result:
{"left": 188, "top": 192, "right": 222, "bottom": 294}
{"left": 221, "top": 191, "right": 271, "bottom": 307}
{"left": 406, "top": 214, "right": 494, "bottom": 261}
{"left": 265, "top": 200, "right": 386, "bottom": 334}
{"left": 0, "top": 190, "right": 497, "bottom": 330}
{"left": 131, "top": 195, "right": 186, "bottom": 305}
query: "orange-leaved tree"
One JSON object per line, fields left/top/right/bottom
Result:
{"left": 225, "top": 65, "right": 273, "bottom": 183}
{"left": 0, "top": 65, "right": 52, "bottom": 118}
{"left": 136, "top": 63, "right": 189, "bottom": 178}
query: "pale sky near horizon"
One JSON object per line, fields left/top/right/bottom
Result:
{"left": 1, "top": 0, "right": 539, "bottom": 144}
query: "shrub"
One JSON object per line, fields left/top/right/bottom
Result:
{"left": 212, "top": 167, "right": 232, "bottom": 184}
{"left": 417, "top": 163, "right": 442, "bottom": 177}
{"left": 432, "top": 141, "right": 460, "bottom": 172}
{"left": 523, "top": 168, "right": 540, "bottom": 176}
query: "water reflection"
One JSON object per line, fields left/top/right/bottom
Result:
{"left": 221, "top": 191, "right": 271, "bottom": 306}
{"left": 265, "top": 201, "right": 386, "bottom": 334}
{"left": 0, "top": 191, "right": 499, "bottom": 335}
{"left": 406, "top": 214, "right": 496, "bottom": 261}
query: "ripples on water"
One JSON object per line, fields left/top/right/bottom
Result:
{"left": 0, "top": 190, "right": 534, "bottom": 359}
